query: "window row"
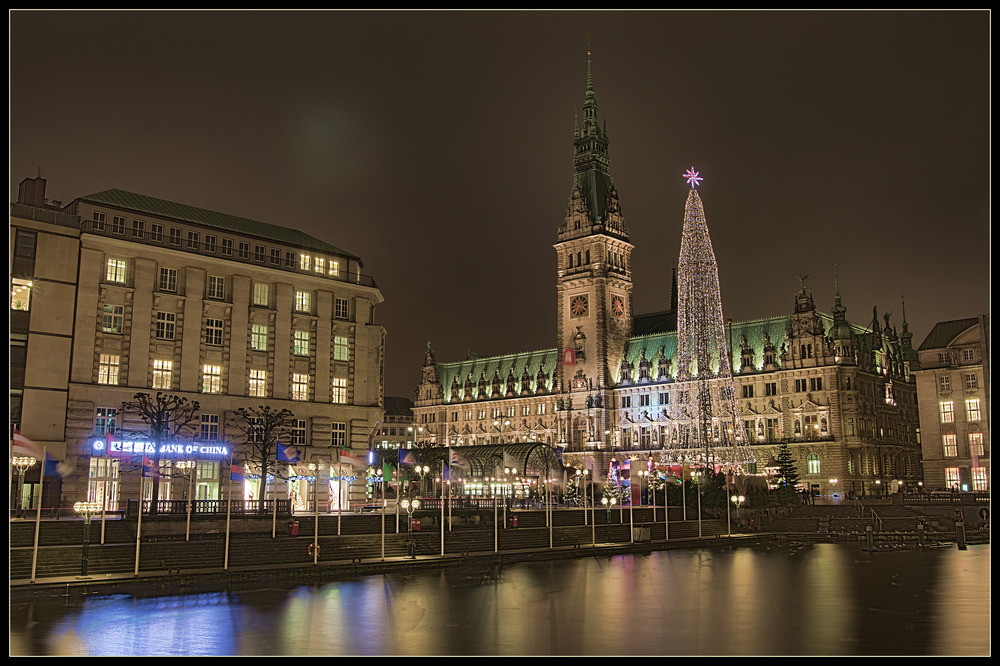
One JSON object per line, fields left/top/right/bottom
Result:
{"left": 941, "top": 432, "right": 986, "bottom": 458}
{"left": 938, "top": 373, "right": 980, "bottom": 392}
{"left": 97, "top": 355, "right": 351, "bottom": 403}
{"left": 939, "top": 399, "right": 982, "bottom": 423}
{"left": 104, "top": 258, "right": 353, "bottom": 319}
{"left": 92, "top": 212, "right": 347, "bottom": 278}
{"left": 93, "top": 407, "right": 348, "bottom": 449}
{"left": 100, "top": 307, "right": 350, "bottom": 358}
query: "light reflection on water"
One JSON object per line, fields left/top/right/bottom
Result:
{"left": 10, "top": 542, "right": 990, "bottom": 656}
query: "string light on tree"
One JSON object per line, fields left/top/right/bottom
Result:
{"left": 670, "top": 167, "right": 755, "bottom": 470}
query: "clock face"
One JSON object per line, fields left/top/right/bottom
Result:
{"left": 611, "top": 296, "right": 625, "bottom": 317}
{"left": 570, "top": 295, "right": 588, "bottom": 317}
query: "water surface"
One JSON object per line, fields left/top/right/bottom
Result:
{"left": 10, "top": 542, "right": 990, "bottom": 656}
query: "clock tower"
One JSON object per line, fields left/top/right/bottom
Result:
{"left": 554, "top": 44, "right": 634, "bottom": 447}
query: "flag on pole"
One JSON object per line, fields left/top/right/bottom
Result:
{"left": 449, "top": 448, "right": 469, "bottom": 468}
{"left": 398, "top": 449, "right": 416, "bottom": 467}
{"left": 277, "top": 443, "right": 302, "bottom": 463}
{"left": 142, "top": 455, "right": 157, "bottom": 478}
{"left": 12, "top": 429, "right": 43, "bottom": 459}
{"left": 231, "top": 462, "right": 245, "bottom": 483}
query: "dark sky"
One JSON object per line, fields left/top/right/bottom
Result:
{"left": 10, "top": 10, "right": 990, "bottom": 399}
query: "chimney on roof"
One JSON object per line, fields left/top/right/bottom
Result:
{"left": 17, "top": 176, "right": 47, "bottom": 207}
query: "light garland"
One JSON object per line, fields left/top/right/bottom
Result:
{"left": 670, "top": 170, "right": 755, "bottom": 469}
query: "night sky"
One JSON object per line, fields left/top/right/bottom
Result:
{"left": 10, "top": 10, "right": 990, "bottom": 400}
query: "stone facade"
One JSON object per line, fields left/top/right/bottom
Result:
{"left": 10, "top": 178, "right": 386, "bottom": 512}
{"left": 411, "top": 50, "right": 923, "bottom": 500}
{"left": 911, "top": 316, "right": 990, "bottom": 491}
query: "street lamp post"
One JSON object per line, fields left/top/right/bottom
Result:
{"left": 12, "top": 456, "right": 37, "bottom": 519}
{"left": 175, "top": 460, "right": 196, "bottom": 541}
{"left": 400, "top": 497, "right": 421, "bottom": 558}
{"left": 308, "top": 462, "right": 323, "bottom": 565}
{"left": 73, "top": 501, "right": 101, "bottom": 578}
{"left": 601, "top": 495, "right": 617, "bottom": 542}
{"left": 730, "top": 494, "right": 746, "bottom": 526}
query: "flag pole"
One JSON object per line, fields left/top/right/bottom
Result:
{"left": 224, "top": 459, "right": 234, "bottom": 570}
{"left": 134, "top": 461, "right": 143, "bottom": 576}
{"left": 29, "top": 446, "right": 47, "bottom": 583}
{"left": 440, "top": 459, "right": 445, "bottom": 556}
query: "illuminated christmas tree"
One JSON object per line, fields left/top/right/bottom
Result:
{"left": 670, "top": 168, "right": 755, "bottom": 470}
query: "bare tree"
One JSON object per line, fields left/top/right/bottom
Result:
{"left": 120, "top": 392, "right": 201, "bottom": 515}
{"left": 228, "top": 405, "right": 297, "bottom": 513}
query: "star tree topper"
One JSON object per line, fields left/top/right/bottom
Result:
{"left": 683, "top": 167, "right": 703, "bottom": 188}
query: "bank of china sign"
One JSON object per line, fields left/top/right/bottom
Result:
{"left": 91, "top": 438, "right": 230, "bottom": 459}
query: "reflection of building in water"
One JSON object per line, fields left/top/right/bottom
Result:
{"left": 412, "top": 46, "right": 922, "bottom": 499}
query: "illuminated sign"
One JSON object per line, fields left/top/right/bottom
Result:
{"left": 91, "top": 438, "right": 230, "bottom": 459}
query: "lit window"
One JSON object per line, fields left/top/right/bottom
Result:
{"left": 300, "top": 254, "right": 311, "bottom": 271}
{"left": 98, "top": 354, "right": 120, "bottom": 385}
{"left": 295, "top": 290, "right": 311, "bottom": 312}
{"left": 966, "top": 399, "right": 981, "bottom": 421}
{"left": 292, "top": 373, "right": 309, "bottom": 401}
{"left": 294, "top": 330, "right": 310, "bottom": 356}
{"left": 328, "top": 260, "right": 340, "bottom": 277}
{"left": 152, "top": 359, "right": 173, "bottom": 389}
{"left": 969, "top": 433, "right": 984, "bottom": 456}
{"left": 944, "top": 467, "right": 960, "bottom": 489}
{"left": 942, "top": 434, "right": 957, "bottom": 457}
{"left": 11, "top": 279, "right": 31, "bottom": 311}
{"left": 332, "top": 377, "right": 347, "bottom": 404}
{"left": 314, "top": 257, "right": 325, "bottom": 273}
{"left": 249, "top": 369, "right": 267, "bottom": 398}
{"left": 939, "top": 401, "right": 954, "bottom": 423}
{"left": 202, "top": 365, "right": 222, "bottom": 394}
{"left": 333, "top": 335, "right": 349, "bottom": 362}
{"left": 106, "top": 258, "right": 127, "bottom": 283}
{"left": 251, "top": 324, "right": 268, "bottom": 351}
{"left": 253, "top": 283, "right": 269, "bottom": 307}
{"left": 972, "top": 467, "right": 988, "bottom": 491}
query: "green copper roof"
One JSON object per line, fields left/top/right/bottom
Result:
{"left": 619, "top": 312, "right": 872, "bottom": 383}
{"left": 78, "top": 189, "right": 360, "bottom": 260}
{"left": 436, "top": 348, "right": 560, "bottom": 404}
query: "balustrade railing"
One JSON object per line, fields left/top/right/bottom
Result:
{"left": 125, "top": 498, "right": 292, "bottom": 517}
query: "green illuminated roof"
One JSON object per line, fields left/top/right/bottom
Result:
{"left": 436, "top": 349, "right": 560, "bottom": 404}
